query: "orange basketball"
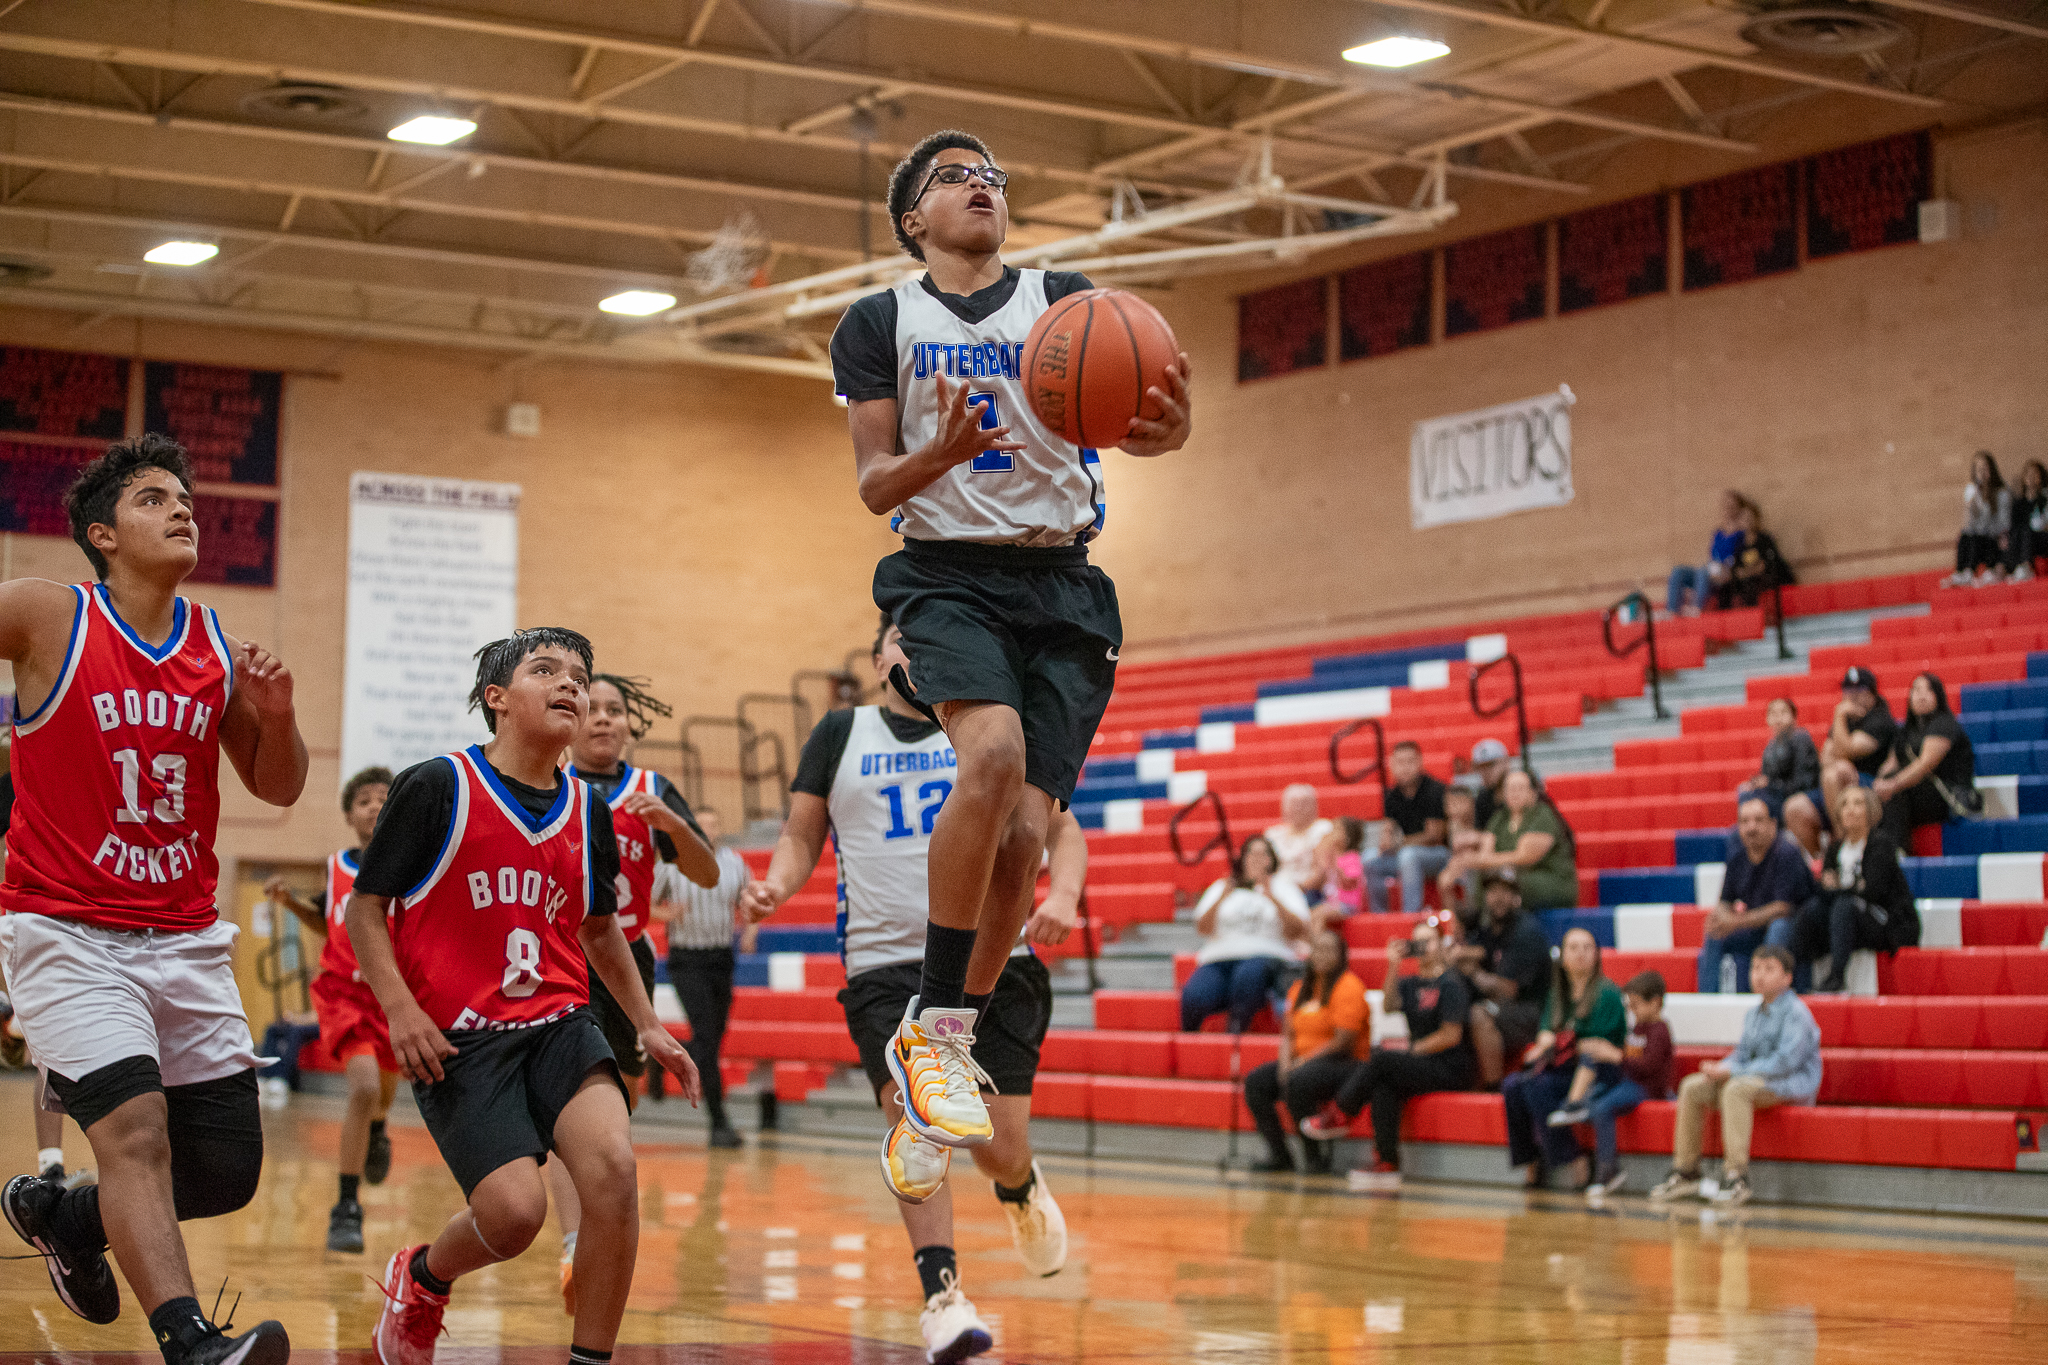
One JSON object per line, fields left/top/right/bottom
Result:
{"left": 1021, "top": 287, "right": 1179, "bottom": 449}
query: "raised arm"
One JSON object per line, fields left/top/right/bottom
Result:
{"left": 850, "top": 379, "right": 1025, "bottom": 516}
{"left": 218, "top": 632, "right": 308, "bottom": 807}
{"left": 736, "top": 792, "right": 830, "bottom": 924}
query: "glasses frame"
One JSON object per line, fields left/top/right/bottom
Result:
{"left": 913, "top": 160, "right": 1009, "bottom": 205}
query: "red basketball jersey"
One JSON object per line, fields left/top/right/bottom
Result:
{"left": 0, "top": 584, "right": 233, "bottom": 933}
{"left": 390, "top": 747, "right": 595, "bottom": 1032}
{"left": 318, "top": 848, "right": 365, "bottom": 983}
{"left": 569, "top": 763, "right": 658, "bottom": 944}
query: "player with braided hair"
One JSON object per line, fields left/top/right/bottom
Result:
{"left": 548, "top": 669, "right": 716, "bottom": 1313}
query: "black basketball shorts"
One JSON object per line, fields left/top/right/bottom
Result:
{"left": 840, "top": 953, "right": 1052, "bottom": 1101}
{"left": 413, "top": 1008, "right": 624, "bottom": 1197}
{"left": 588, "top": 935, "right": 659, "bottom": 1079}
{"left": 873, "top": 537, "right": 1121, "bottom": 806}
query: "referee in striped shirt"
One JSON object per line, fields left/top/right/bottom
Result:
{"left": 656, "top": 807, "right": 751, "bottom": 1148}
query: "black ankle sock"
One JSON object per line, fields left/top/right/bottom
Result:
{"left": 369, "top": 1119, "right": 387, "bottom": 1139}
{"left": 49, "top": 1183, "right": 105, "bottom": 1255}
{"left": 338, "top": 1174, "right": 360, "bottom": 1205}
{"left": 913, "top": 1244, "right": 957, "bottom": 1301}
{"left": 992, "top": 1169, "right": 1035, "bottom": 1204}
{"left": 150, "top": 1296, "right": 212, "bottom": 1364}
{"left": 963, "top": 990, "right": 992, "bottom": 1020}
{"left": 918, "top": 924, "right": 978, "bottom": 1011}
{"left": 568, "top": 1348, "right": 613, "bottom": 1365}
{"left": 410, "top": 1246, "right": 453, "bottom": 1296}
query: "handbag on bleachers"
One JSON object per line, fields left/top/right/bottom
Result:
{"left": 1927, "top": 772, "right": 1985, "bottom": 820}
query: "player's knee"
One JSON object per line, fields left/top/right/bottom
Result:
{"left": 576, "top": 1144, "right": 641, "bottom": 1220}
{"left": 97, "top": 1111, "right": 175, "bottom": 1174}
{"left": 956, "top": 730, "right": 1027, "bottom": 802}
{"left": 478, "top": 1191, "right": 549, "bottom": 1257}
{"left": 345, "top": 1061, "right": 383, "bottom": 1106}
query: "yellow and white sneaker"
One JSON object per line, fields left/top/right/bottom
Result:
{"left": 881, "top": 1117, "right": 952, "bottom": 1205}
{"left": 886, "top": 996, "right": 994, "bottom": 1149}
{"left": 997, "top": 1161, "right": 1067, "bottom": 1277}
{"left": 919, "top": 1269, "right": 993, "bottom": 1363}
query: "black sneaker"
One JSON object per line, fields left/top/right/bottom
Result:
{"left": 708, "top": 1125, "right": 744, "bottom": 1150}
{"left": 326, "top": 1198, "right": 364, "bottom": 1253}
{"left": 2, "top": 1173, "right": 120, "bottom": 1324}
{"left": 363, "top": 1127, "right": 393, "bottom": 1186}
{"left": 182, "top": 1319, "right": 290, "bottom": 1365}
{"left": 39, "top": 1161, "right": 64, "bottom": 1182}
{"left": 1247, "top": 1155, "right": 1296, "bottom": 1174}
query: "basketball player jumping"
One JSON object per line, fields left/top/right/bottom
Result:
{"left": 740, "top": 618, "right": 1084, "bottom": 1363}
{"left": 264, "top": 765, "right": 398, "bottom": 1254}
{"left": 828, "top": 128, "right": 1190, "bottom": 1161}
{"left": 551, "top": 671, "right": 716, "bottom": 1314}
{"left": 343, "top": 628, "right": 700, "bottom": 1365}
{"left": 0, "top": 435, "right": 309, "bottom": 1365}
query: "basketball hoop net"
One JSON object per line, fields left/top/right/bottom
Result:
{"left": 685, "top": 211, "right": 769, "bottom": 296}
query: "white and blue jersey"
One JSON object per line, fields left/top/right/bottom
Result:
{"left": 830, "top": 266, "right": 1105, "bottom": 548}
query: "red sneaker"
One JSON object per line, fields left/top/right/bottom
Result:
{"left": 1298, "top": 1103, "right": 1351, "bottom": 1141}
{"left": 373, "top": 1245, "right": 449, "bottom": 1365}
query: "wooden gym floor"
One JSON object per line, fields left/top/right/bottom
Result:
{"left": 0, "top": 1075, "right": 2043, "bottom": 1362}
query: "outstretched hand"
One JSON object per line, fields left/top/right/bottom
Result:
{"left": 1118, "top": 352, "right": 1192, "bottom": 458}
{"left": 235, "top": 640, "right": 295, "bottom": 717}
{"left": 930, "top": 375, "right": 1025, "bottom": 470}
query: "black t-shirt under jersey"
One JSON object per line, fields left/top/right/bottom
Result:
{"left": 830, "top": 267, "right": 1095, "bottom": 402}
{"left": 792, "top": 706, "right": 942, "bottom": 797}
{"left": 354, "top": 754, "right": 619, "bottom": 916}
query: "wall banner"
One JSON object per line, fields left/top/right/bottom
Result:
{"left": 341, "top": 472, "right": 520, "bottom": 782}
{"left": 1409, "top": 386, "right": 1575, "bottom": 530}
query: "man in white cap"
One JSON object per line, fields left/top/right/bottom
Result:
{"left": 1464, "top": 738, "right": 1513, "bottom": 830}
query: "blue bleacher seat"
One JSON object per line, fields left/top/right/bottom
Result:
{"left": 752, "top": 927, "right": 840, "bottom": 955}
{"left": 1976, "top": 741, "right": 2048, "bottom": 777}
{"left": 1201, "top": 704, "right": 1258, "bottom": 724}
{"left": 1961, "top": 679, "right": 2048, "bottom": 712}
{"left": 1310, "top": 642, "right": 1466, "bottom": 677}
{"left": 1140, "top": 728, "right": 1200, "bottom": 750}
{"left": 1675, "top": 829, "right": 1728, "bottom": 863}
{"left": 1944, "top": 815, "right": 2048, "bottom": 856}
{"left": 2030, "top": 651, "right": 2047, "bottom": 680}
{"left": 1901, "top": 855, "right": 1980, "bottom": 899}
{"left": 1070, "top": 779, "right": 1169, "bottom": 803}
{"left": 1536, "top": 908, "right": 1616, "bottom": 947}
{"left": 1597, "top": 867, "right": 1696, "bottom": 903}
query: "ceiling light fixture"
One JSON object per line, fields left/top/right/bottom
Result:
{"left": 599, "top": 290, "right": 678, "bottom": 316}
{"left": 387, "top": 114, "right": 477, "bottom": 145}
{"left": 143, "top": 241, "right": 219, "bottom": 266}
{"left": 1342, "top": 36, "right": 1450, "bottom": 68}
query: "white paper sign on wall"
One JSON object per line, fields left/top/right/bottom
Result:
{"left": 1410, "top": 385, "right": 1575, "bottom": 530}
{"left": 341, "top": 472, "right": 520, "bottom": 782}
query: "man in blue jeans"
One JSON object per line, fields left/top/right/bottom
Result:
{"left": 1361, "top": 742, "right": 1451, "bottom": 915}
{"left": 1698, "top": 797, "right": 1815, "bottom": 993}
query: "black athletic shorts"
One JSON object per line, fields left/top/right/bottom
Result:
{"left": 873, "top": 537, "right": 1121, "bottom": 806}
{"left": 413, "top": 1008, "right": 623, "bottom": 1197}
{"left": 588, "top": 935, "right": 658, "bottom": 1078}
{"left": 840, "top": 953, "right": 1052, "bottom": 1100}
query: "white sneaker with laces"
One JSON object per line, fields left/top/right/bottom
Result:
{"left": 888, "top": 996, "right": 994, "bottom": 1148}
{"left": 881, "top": 1117, "right": 952, "bottom": 1205}
{"left": 997, "top": 1161, "right": 1067, "bottom": 1277}
{"left": 919, "top": 1270, "right": 993, "bottom": 1363}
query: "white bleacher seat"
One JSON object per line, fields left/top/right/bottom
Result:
{"left": 769, "top": 952, "right": 808, "bottom": 992}
{"left": 1979, "top": 774, "right": 2020, "bottom": 820}
{"left": 1915, "top": 899, "right": 1964, "bottom": 948}
{"left": 1103, "top": 799, "right": 1145, "bottom": 833}
{"left": 1662, "top": 992, "right": 1757, "bottom": 1046}
{"left": 1167, "top": 770, "right": 1208, "bottom": 803}
{"left": 1694, "top": 862, "right": 1726, "bottom": 908}
{"left": 1136, "top": 749, "right": 1176, "bottom": 782}
{"left": 1195, "top": 722, "right": 1237, "bottom": 753}
{"left": 1979, "top": 852, "right": 2045, "bottom": 902}
{"left": 1614, "top": 904, "right": 1676, "bottom": 950}
{"left": 1253, "top": 685, "right": 1391, "bottom": 727}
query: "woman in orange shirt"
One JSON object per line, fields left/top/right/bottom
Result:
{"left": 1243, "top": 928, "right": 1369, "bottom": 1174}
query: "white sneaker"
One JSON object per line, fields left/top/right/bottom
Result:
{"left": 887, "top": 996, "right": 994, "bottom": 1148}
{"left": 1940, "top": 571, "right": 1972, "bottom": 588}
{"left": 997, "top": 1161, "right": 1067, "bottom": 1277}
{"left": 2013, "top": 564, "right": 2035, "bottom": 582}
{"left": 881, "top": 1117, "right": 951, "bottom": 1205}
{"left": 919, "top": 1270, "right": 993, "bottom": 1363}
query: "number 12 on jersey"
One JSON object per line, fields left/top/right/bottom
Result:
{"left": 880, "top": 780, "right": 953, "bottom": 840}
{"left": 968, "top": 392, "right": 1012, "bottom": 473}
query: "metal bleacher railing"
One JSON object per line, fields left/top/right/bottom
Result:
{"left": 1328, "top": 716, "right": 1389, "bottom": 797}
{"left": 1601, "top": 589, "right": 1668, "bottom": 721}
{"left": 1469, "top": 649, "right": 1536, "bottom": 763}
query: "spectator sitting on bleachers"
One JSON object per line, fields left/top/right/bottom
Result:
{"left": 1361, "top": 741, "right": 1450, "bottom": 916}
{"left": 1944, "top": 450, "right": 2013, "bottom": 587}
{"left": 1464, "top": 737, "right": 1513, "bottom": 829}
{"left": 1244, "top": 927, "right": 1368, "bottom": 1175}
{"left": 1650, "top": 945, "right": 1822, "bottom": 1208}
{"left": 1299, "top": 916, "right": 1476, "bottom": 1190}
{"left": 1310, "top": 818, "right": 1366, "bottom": 929}
{"left": 1782, "top": 667, "right": 1895, "bottom": 859}
{"left": 1873, "top": 671, "right": 1980, "bottom": 847}
{"left": 1666, "top": 488, "right": 1747, "bottom": 616}
{"left": 2009, "top": 459, "right": 2045, "bottom": 582}
{"left": 1739, "top": 697, "right": 1821, "bottom": 825}
{"left": 1700, "top": 796, "right": 1815, "bottom": 994}
{"left": 1559, "top": 971, "right": 1674, "bottom": 1199}
{"left": 1714, "top": 499, "right": 1795, "bottom": 611}
{"left": 1790, "top": 785, "right": 1918, "bottom": 993}
{"left": 1443, "top": 768, "right": 1578, "bottom": 912}
{"left": 1266, "top": 784, "right": 1334, "bottom": 907}
{"left": 1182, "top": 836, "right": 1309, "bottom": 1033}
{"left": 1439, "top": 787, "right": 1482, "bottom": 916}
{"left": 1500, "top": 927, "right": 1625, "bottom": 1190}
{"left": 1448, "top": 869, "right": 1554, "bottom": 1087}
